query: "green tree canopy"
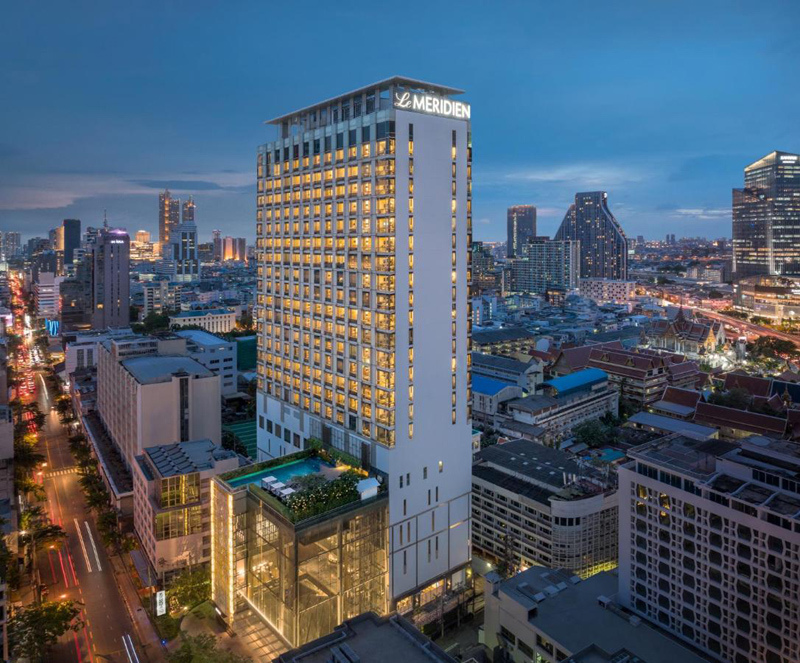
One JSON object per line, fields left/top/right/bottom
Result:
{"left": 168, "top": 565, "right": 211, "bottom": 610}
{"left": 9, "top": 600, "right": 84, "bottom": 663}
{"left": 167, "top": 633, "right": 251, "bottom": 663}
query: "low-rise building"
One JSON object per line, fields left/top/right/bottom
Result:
{"left": 586, "top": 347, "right": 670, "bottom": 406}
{"left": 579, "top": 278, "right": 636, "bottom": 304}
{"left": 472, "top": 376, "right": 524, "bottom": 424}
{"left": 472, "top": 327, "right": 537, "bottom": 355}
{"left": 483, "top": 566, "right": 707, "bottom": 663}
{"left": 501, "top": 369, "right": 618, "bottom": 445}
{"left": 170, "top": 307, "right": 236, "bottom": 333}
{"left": 647, "top": 308, "right": 725, "bottom": 354}
{"left": 472, "top": 439, "right": 618, "bottom": 578}
{"left": 63, "top": 327, "right": 133, "bottom": 376}
{"left": 734, "top": 275, "right": 800, "bottom": 322}
{"left": 132, "top": 439, "right": 240, "bottom": 583}
{"left": 472, "top": 352, "right": 543, "bottom": 392}
{"left": 175, "top": 329, "right": 237, "bottom": 395}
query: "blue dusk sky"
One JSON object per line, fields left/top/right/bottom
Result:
{"left": 0, "top": 0, "right": 798, "bottom": 243}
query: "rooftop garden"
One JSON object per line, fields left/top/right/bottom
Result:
{"left": 219, "top": 439, "right": 384, "bottom": 524}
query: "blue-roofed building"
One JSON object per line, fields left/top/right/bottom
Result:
{"left": 543, "top": 367, "right": 609, "bottom": 398}
{"left": 472, "top": 375, "right": 524, "bottom": 423}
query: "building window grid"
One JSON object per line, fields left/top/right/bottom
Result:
{"left": 630, "top": 481, "right": 800, "bottom": 662}
{"left": 257, "top": 120, "right": 397, "bottom": 446}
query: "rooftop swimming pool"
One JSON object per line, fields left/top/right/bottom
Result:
{"left": 226, "top": 457, "right": 339, "bottom": 488}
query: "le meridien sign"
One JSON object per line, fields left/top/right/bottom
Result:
{"left": 394, "top": 91, "right": 471, "bottom": 120}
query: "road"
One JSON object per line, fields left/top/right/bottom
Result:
{"left": 20, "top": 348, "right": 144, "bottom": 660}
{"left": 688, "top": 306, "right": 800, "bottom": 347}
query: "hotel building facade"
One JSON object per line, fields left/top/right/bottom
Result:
{"left": 215, "top": 78, "right": 473, "bottom": 644}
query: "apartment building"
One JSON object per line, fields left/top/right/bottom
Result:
{"left": 63, "top": 327, "right": 133, "bottom": 376}
{"left": 619, "top": 433, "right": 800, "bottom": 662}
{"left": 132, "top": 439, "right": 239, "bottom": 583}
{"left": 579, "top": 278, "right": 636, "bottom": 304}
{"left": 472, "top": 439, "right": 618, "bottom": 578}
{"left": 95, "top": 335, "right": 221, "bottom": 471}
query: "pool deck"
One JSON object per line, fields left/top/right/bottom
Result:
{"left": 226, "top": 457, "right": 342, "bottom": 489}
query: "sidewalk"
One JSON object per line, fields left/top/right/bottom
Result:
{"left": 109, "top": 553, "right": 167, "bottom": 663}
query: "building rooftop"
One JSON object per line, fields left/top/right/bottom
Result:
{"left": 626, "top": 412, "right": 718, "bottom": 438}
{"left": 472, "top": 352, "right": 536, "bottom": 374}
{"left": 472, "top": 375, "right": 518, "bottom": 396}
{"left": 477, "top": 439, "right": 582, "bottom": 490}
{"left": 174, "top": 328, "right": 231, "bottom": 347}
{"left": 472, "top": 327, "right": 537, "bottom": 346}
{"left": 143, "top": 440, "right": 237, "bottom": 478}
{"left": 628, "top": 433, "right": 737, "bottom": 480}
{"left": 170, "top": 308, "right": 233, "bottom": 318}
{"left": 274, "top": 611, "right": 458, "bottom": 663}
{"left": 122, "top": 355, "right": 213, "bottom": 385}
{"left": 543, "top": 368, "right": 608, "bottom": 397}
{"left": 266, "top": 76, "right": 465, "bottom": 126}
{"left": 493, "top": 567, "right": 708, "bottom": 663}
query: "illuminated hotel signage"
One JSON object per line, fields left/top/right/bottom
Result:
{"left": 394, "top": 91, "right": 471, "bottom": 120}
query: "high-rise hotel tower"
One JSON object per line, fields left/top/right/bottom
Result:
{"left": 254, "top": 77, "right": 473, "bottom": 612}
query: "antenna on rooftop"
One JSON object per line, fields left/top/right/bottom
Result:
{"left": 103, "top": 209, "right": 109, "bottom": 229}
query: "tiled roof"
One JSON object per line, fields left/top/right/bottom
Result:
{"left": 723, "top": 373, "right": 772, "bottom": 398}
{"left": 694, "top": 402, "right": 787, "bottom": 436}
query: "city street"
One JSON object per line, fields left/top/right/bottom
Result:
{"left": 21, "top": 338, "right": 146, "bottom": 661}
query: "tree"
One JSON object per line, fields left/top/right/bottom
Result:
{"left": 55, "top": 396, "right": 74, "bottom": 422}
{"left": 9, "top": 600, "right": 85, "bottom": 663}
{"left": 168, "top": 634, "right": 251, "bottom": 663}
{"left": 573, "top": 419, "right": 616, "bottom": 449}
{"left": 708, "top": 387, "right": 751, "bottom": 411}
{"left": 168, "top": 565, "right": 211, "bottom": 610}
{"left": 142, "top": 311, "right": 172, "bottom": 333}
{"left": 221, "top": 430, "right": 247, "bottom": 456}
{"left": 237, "top": 311, "right": 255, "bottom": 332}
{"left": 96, "top": 508, "right": 122, "bottom": 549}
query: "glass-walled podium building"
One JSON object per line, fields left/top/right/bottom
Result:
{"left": 211, "top": 449, "right": 390, "bottom": 646}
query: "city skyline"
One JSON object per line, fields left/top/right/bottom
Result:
{"left": 1, "top": 1, "right": 798, "bottom": 241}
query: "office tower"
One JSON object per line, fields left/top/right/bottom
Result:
{"left": 62, "top": 218, "right": 81, "bottom": 265}
{"left": 506, "top": 205, "right": 536, "bottom": 258}
{"left": 27, "top": 237, "right": 50, "bottom": 258}
{"left": 508, "top": 236, "right": 579, "bottom": 295}
{"left": 619, "top": 433, "right": 800, "bottom": 663}
{"left": 60, "top": 252, "right": 93, "bottom": 331}
{"left": 733, "top": 151, "right": 800, "bottom": 279}
{"left": 90, "top": 228, "right": 130, "bottom": 329}
{"left": 235, "top": 237, "right": 246, "bottom": 262}
{"left": 471, "top": 241, "right": 497, "bottom": 293}
{"left": 33, "top": 272, "right": 64, "bottom": 319}
{"left": 169, "top": 222, "right": 199, "bottom": 282}
{"left": 159, "top": 189, "right": 181, "bottom": 244}
{"left": 182, "top": 196, "right": 196, "bottom": 223}
{"left": 211, "top": 229, "right": 222, "bottom": 261}
{"left": 636, "top": 234, "right": 645, "bottom": 246}
{"left": 31, "top": 251, "right": 59, "bottom": 283}
{"left": 0, "top": 232, "right": 21, "bottom": 260}
{"left": 555, "top": 191, "right": 628, "bottom": 280}
{"left": 212, "top": 77, "right": 472, "bottom": 644}
{"left": 135, "top": 230, "right": 151, "bottom": 244}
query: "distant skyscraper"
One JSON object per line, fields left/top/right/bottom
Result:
{"left": 555, "top": 191, "right": 628, "bottom": 280}
{"left": 636, "top": 234, "right": 645, "bottom": 246}
{"left": 0, "top": 232, "right": 21, "bottom": 260}
{"left": 91, "top": 228, "right": 130, "bottom": 329}
{"left": 733, "top": 151, "right": 800, "bottom": 279}
{"left": 506, "top": 205, "right": 536, "bottom": 258}
{"left": 159, "top": 189, "right": 181, "bottom": 245}
{"left": 211, "top": 229, "right": 222, "bottom": 261}
{"left": 135, "top": 230, "right": 151, "bottom": 244}
{"left": 169, "top": 222, "right": 199, "bottom": 282}
{"left": 62, "top": 218, "right": 81, "bottom": 265}
{"left": 182, "top": 196, "right": 196, "bottom": 223}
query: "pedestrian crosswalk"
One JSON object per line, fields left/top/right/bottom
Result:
{"left": 45, "top": 466, "right": 77, "bottom": 478}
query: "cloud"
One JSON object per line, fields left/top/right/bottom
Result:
{"left": 129, "top": 179, "right": 226, "bottom": 191}
{"left": 481, "top": 162, "right": 651, "bottom": 189}
{"left": 671, "top": 208, "right": 730, "bottom": 220}
{"left": 0, "top": 170, "right": 253, "bottom": 211}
